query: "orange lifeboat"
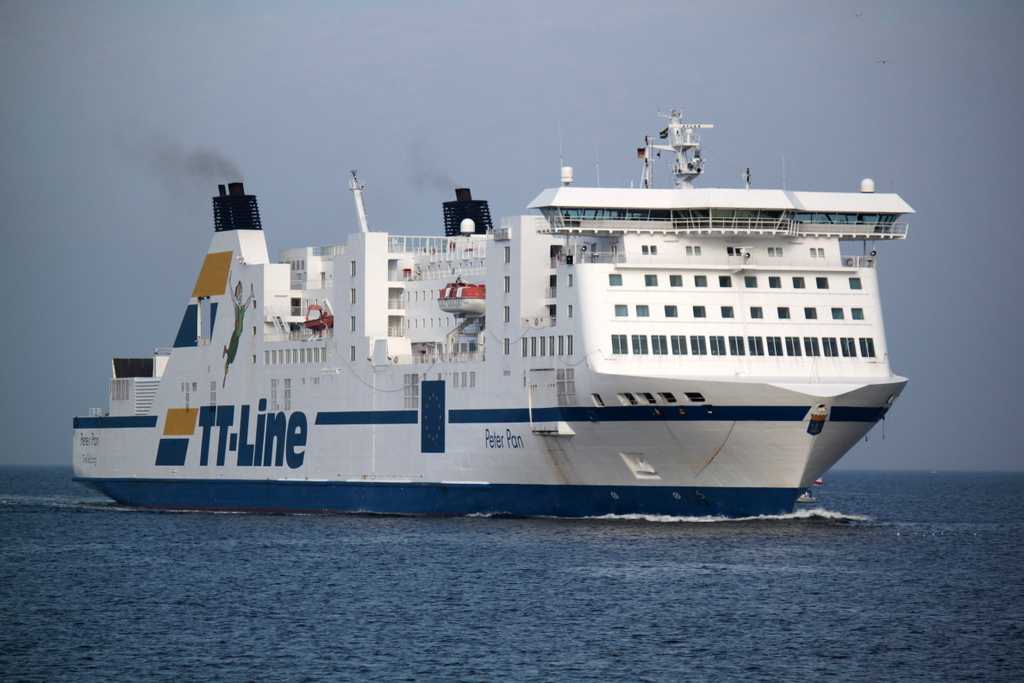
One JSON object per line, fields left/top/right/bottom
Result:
{"left": 438, "top": 278, "right": 485, "bottom": 317}
{"left": 304, "top": 305, "right": 334, "bottom": 331}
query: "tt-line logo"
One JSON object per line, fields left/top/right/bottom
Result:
{"left": 197, "top": 400, "right": 307, "bottom": 469}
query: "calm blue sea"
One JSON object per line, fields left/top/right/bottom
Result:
{"left": 1, "top": 467, "right": 1021, "bottom": 682}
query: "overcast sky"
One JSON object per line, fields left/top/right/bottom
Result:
{"left": 1, "top": 0, "right": 1022, "bottom": 470}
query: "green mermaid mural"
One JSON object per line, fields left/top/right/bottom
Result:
{"left": 222, "top": 275, "right": 255, "bottom": 387}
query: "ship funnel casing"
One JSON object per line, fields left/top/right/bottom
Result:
{"left": 212, "top": 182, "right": 262, "bottom": 232}
{"left": 443, "top": 188, "right": 492, "bottom": 236}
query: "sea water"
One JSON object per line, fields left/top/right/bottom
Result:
{"left": 1, "top": 467, "right": 1021, "bottom": 682}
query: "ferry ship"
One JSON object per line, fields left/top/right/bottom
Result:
{"left": 72, "top": 112, "right": 910, "bottom": 517}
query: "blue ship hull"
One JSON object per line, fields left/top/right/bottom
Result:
{"left": 74, "top": 477, "right": 801, "bottom": 518}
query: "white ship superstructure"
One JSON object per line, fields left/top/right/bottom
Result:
{"left": 73, "top": 112, "right": 910, "bottom": 517}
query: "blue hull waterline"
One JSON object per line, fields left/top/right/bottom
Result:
{"left": 74, "top": 478, "right": 801, "bottom": 518}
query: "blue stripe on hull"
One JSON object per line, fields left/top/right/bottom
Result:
{"left": 73, "top": 478, "right": 799, "bottom": 518}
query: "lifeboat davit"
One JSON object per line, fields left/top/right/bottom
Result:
{"left": 438, "top": 279, "right": 485, "bottom": 318}
{"left": 304, "top": 305, "right": 334, "bottom": 331}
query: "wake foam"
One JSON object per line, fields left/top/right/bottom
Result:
{"left": 580, "top": 508, "right": 873, "bottom": 524}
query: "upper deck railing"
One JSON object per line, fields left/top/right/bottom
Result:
{"left": 537, "top": 214, "right": 907, "bottom": 240}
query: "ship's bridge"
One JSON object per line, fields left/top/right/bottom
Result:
{"left": 528, "top": 187, "right": 912, "bottom": 240}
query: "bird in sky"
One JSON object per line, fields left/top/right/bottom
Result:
{"left": 876, "top": 60, "right": 891, "bottom": 64}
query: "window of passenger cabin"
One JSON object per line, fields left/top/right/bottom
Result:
{"left": 816, "top": 277, "right": 829, "bottom": 289}
{"left": 504, "top": 246, "right": 511, "bottom": 263}
{"left": 615, "top": 305, "right": 628, "bottom": 317}
{"left": 568, "top": 305, "right": 573, "bottom": 318}
{"left": 665, "top": 305, "right": 678, "bottom": 318}
{"left": 748, "top": 337, "right": 765, "bottom": 356}
{"left": 810, "top": 248, "right": 825, "bottom": 258}
{"left": 670, "top": 275, "right": 683, "bottom": 287}
{"left": 645, "top": 274, "right": 658, "bottom": 287}
{"left": 841, "top": 338, "right": 857, "bottom": 357}
{"left": 804, "top": 308, "right": 817, "bottom": 320}
{"left": 632, "top": 335, "right": 649, "bottom": 355}
{"left": 785, "top": 337, "right": 802, "bottom": 356}
{"left": 822, "top": 337, "right": 839, "bottom": 357}
{"left": 709, "top": 336, "right": 726, "bottom": 356}
{"left": 503, "top": 306, "right": 510, "bottom": 323}
{"left": 744, "top": 276, "right": 757, "bottom": 288}
{"left": 804, "top": 337, "right": 821, "bottom": 356}
{"left": 350, "top": 261, "right": 357, "bottom": 276}
{"left": 859, "top": 338, "right": 876, "bottom": 357}
{"left": 769, "top": 276, "right": 782, "bottom": 289}
{"left": 728, "top": 336, "right": 745, "bottom": 356}
{"left": 778, "top": 307, "right": 791, "bottom": 319}
{"left": 793, "top": 277, "right": 805, "bottom": 289}
{"left": 686, "top": 246, "right": 702, "bottom": 256}
{"left": 768, "top": 247, "right": 783, "bottom": 257}
{"left": 671, "top": 335, "right": 687, "bottom": 355}
{"left": 750, "top": 306, "right": 763, "bottom": 319}
{"left": 690, "top": 336, "right": 708, "bottom": 355}
{"left": 651, "top": 335, "right": 668, "bottom": 355}
{"left": 609, "top": 274, "right": 622, "bottom": 286}
{"left": 852, "top": 308, "right": 864, "bottom": 320}
{"left": 719, "top": 275, "right": 732, "bottom": 287}
{"left": 766, "top": 337, "right": 783, "bottom": 356}
{"left": 611, "top": 334, "right": 628, "bottom": 354}
{"left": 504, "top": 276, "right": 510, "bottom": 293}
{"left": 568, "top": 274, "right": 573, "bottom": 287}
{"left": 642, "top": 245, "right": 658, "bottom": 256}
{"left": 694, "top": 275, "right": 707, "bottom": 287}
{"left": 849, "top": 277, "right": 862, "bottom": 290}
{"left": 832, "top": 308, "right": 844, "bottom": 320}
{"left": 636, "top": 305, "right": 650, "bottom": 317}
{"left": 721, "top": 306, "right": 734, "bottom": 319}
{"left": 693, "top": 306, "right": 706, "bottom": 318}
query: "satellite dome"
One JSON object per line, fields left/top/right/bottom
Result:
{"left": 460, "top": 218, "right": 475, "bottom": 234}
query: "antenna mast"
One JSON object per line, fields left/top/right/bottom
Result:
{"left": 349, "top": 170, "right": 369, "bottom": 233}
{"left": 644, "top": 110, "right": 714, "bottom": 189}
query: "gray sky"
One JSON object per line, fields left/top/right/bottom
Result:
{"left": 2, "top": 0, "right": 1022, "bottom": 471}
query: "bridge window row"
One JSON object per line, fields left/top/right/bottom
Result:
{"left": 615, "top": 274, "right": 863, "bottom": 290}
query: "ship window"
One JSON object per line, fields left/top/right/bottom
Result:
{"left": 567, "top": 335, "right": 573, "bottom": 355}
{"left": 748, "top": 337, "right": 765, "bottom": 356}
{"left": 631, "top": 335, "right": 649, "bottom": 355}
{"left": 671, "top": 335, "right": 687, "bottom": 355}
{"left": 350, "top": 346, "right": 356, "bottom": 361}
{"left": 804, "top": 307, "right": 817, "bottom": 320}
{"left": 728, "top": 336, "right": 745, "bottom": 356}
{"left": 350, "top": 261, "right": 356, "bottom": 276}
{"left": 540, "top": 337, "right": 546, "bottom": 356}
{"left": 504, "top": 246, "right": 511, "bottom": 263}
{"left": 822, "top": 338, "right": 839, "bottom": 357}
{"left": 750, "top": 306, "right": 763, "bottom": 319}
{"left": 567, "top": 304, "right": 574, "bottom": 319}
{"left": 804, "top": 338, "right": 821, "bottom": 356}
{"left": 636, "top": 305, "right": 650, "bottom": 317}
{"left": 778, "top": 307, "right": 791, "bottom": 319}
{"left": 768, "top": 247, "right": 783, "bottom": 257}
{"left": 766, "top": 337, "right": 783, "bottom": 356}
{"left": 531, "top": 337, "right": 537, "bottom": 356}
{"left": 852, "top": 308, "right": 864, "bottom": 320}
{"left": 832, "top": 308, "right": 844, "bottom": 320}
{"left": 651, "top": 335, "right": 668, "bottom": 355}
{"left": 769, "top": 276, "right": 782, "bottom": 289}
{"left": 721, "top": 306, "right": 734, "bottom": 319}
{"left": 504, "top": 338, "right": 510, "bottom": 355}
{"left": 665, "top": 305, "right": 678, "bottom": 318}
{"left": 684, "top": 392, "right": 705, "bottom": 402}
{"left": 558, "top": 336, "right": 564, "bottom": 355}
{"left": 504, "top": 306, "right": 510, "bottom": 323}
{"left": 667, "top": 275, "right": 682, "bottom": 288}
{"left": 811, "top": 248, "right": 825, "bottom": 258}
{"left": 592, "top": 393, "right": 605, "bottom": 407}
{"left": 615, "top": 305, "right": 628, "bottom": 317}
{"left": 645, "top": 274, "right": 658, "bottom": 287}
{"left": 638, "top": 392, "right": 655, "bottom": 404}
{"left": 693, "top": 306, "right": 706, "bottom": 318}
{"left": 694, "top": 275, "right": 707, "bottom": 287}
{"left": 504, "top": 276, "right": 510, "bottom": 293}
{"left": 609, "top": 274, "right": 622, "bottom": 286}
{"left": 619, "top": 393, "right": 639, "bottom": 406}
{"left": 522, "top": 338, "right": 528, "bottom": 357}
{"left": 719, "top": 275, "right": 732, "bottom": 287}
{"left": 350, "top": 316, "right": 356, "bottom": 331}
{"left": 611, "top": 334, "right": 628, "bottom": 354}
{"left": 744, "top": 276, "right": 758, "bottom": 288}
{"left": 403, "top": 374, "right": 420, "bottom": 408}
{"left": 785, "top": 337, "right": 802, "bottom": 356}
{"left": 793, "top": 277, "right": 805, "bottom": 289}
{"left": 841, "top": 338, "right": 857, "bottom": 357}
{"left": 849, "top": 277, "right": 862, "bottom": 290}
{"left": 658, "top": 392, "right": 677, "bottom": 403}
{"left": 816, "top": 277, "right": 829, "bottom": 289}
{"left": 709, "top": 336, "right": 726, "bottom": 356}
{"left": 859, "top": 338, "right": 876, "bottom": 357}
{"left": 453, "top": 372, "right": 459, "bottom": 388}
